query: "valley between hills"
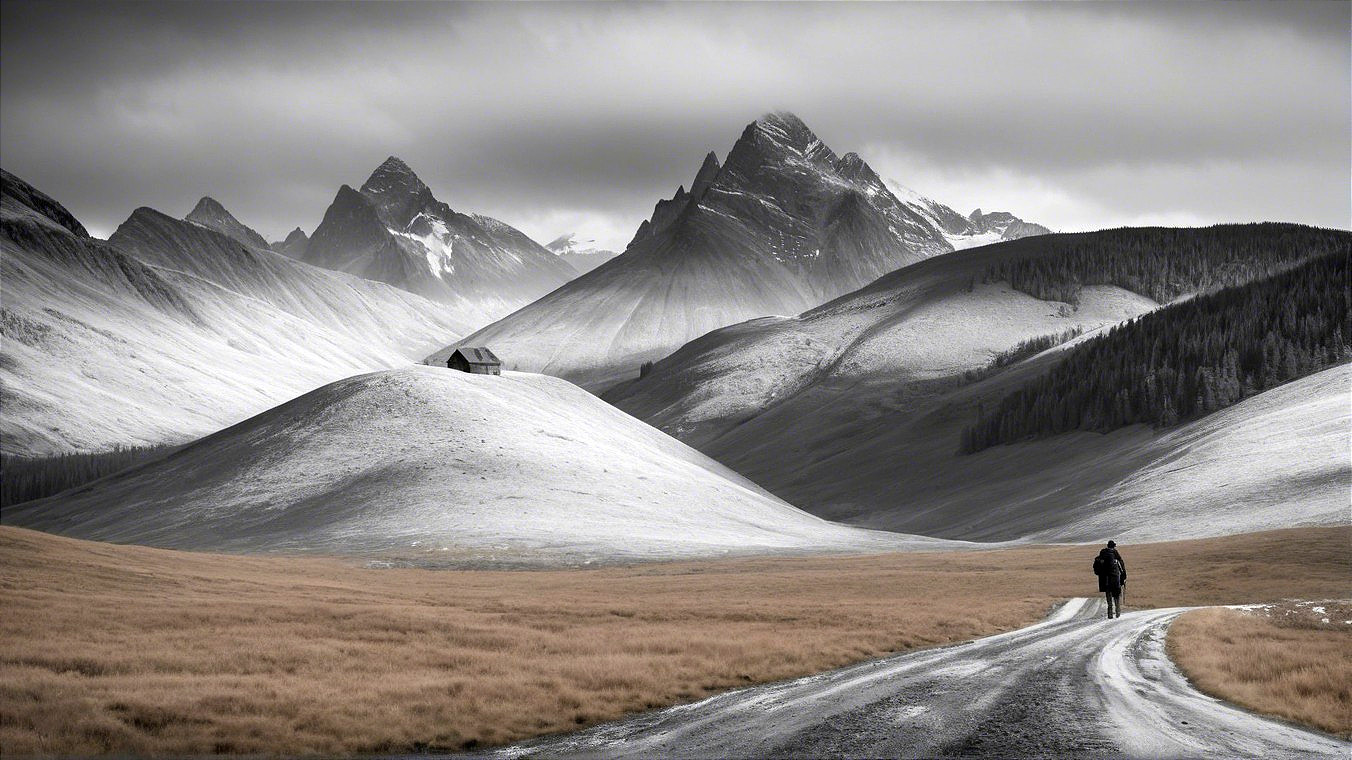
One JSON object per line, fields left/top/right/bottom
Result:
{"left": 1, "top": 111, "right": 1348, "bottom": 757}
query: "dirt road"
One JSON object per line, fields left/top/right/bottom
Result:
{"left": 468, "top": 598, "right": 1347, "bottom": 759}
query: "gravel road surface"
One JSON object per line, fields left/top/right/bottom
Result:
{"left": 465, "top": 598, "right": 1348, "bottom": 759}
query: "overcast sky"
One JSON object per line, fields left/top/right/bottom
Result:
{"left": 2, "top": 1, "right": 1347, "bottom": 249}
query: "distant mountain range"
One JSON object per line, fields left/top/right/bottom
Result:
{"left": 0, "top": 168, "right": 466, "bottom": 456}
{"left": 436, "top": 112, "right": 1050, "bottom": 388}
{"left": 300, "top": 157, "right": 576, "bottom": 319}
{"left": 181, "top": 196, "right": 314, "bottom": 261}
{"left": 176, "top": 157, "right": 580, "bottom": 324}
{"left": 545, "top": 233, "right": 619, "bottom": 274}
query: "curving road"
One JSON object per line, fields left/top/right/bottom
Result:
{"left": 469, "top": 599, "right": 1348, "bottom": 759}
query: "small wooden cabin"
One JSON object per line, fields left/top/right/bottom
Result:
{"left": 447, "top": 346, "right": 502, "bottom": 375}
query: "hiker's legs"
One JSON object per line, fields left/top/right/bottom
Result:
{"left": 1110, "top": 591, "right": 1122, "bottom": 618}
{"left": 1105, "top": 591, "right": 1116, "bottom": 618}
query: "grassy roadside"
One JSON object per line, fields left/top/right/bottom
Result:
{"left": 1, "top": 525, "right": 1347, "bottom": 756}
{"left": 1168, "top": 602, "right": 1352, "bottom": 737}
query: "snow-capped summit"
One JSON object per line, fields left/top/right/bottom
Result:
{"left": 436, "top": 111, "right": 998, "bottom": 388}
{"left": 879, "top": 181, "right": 1052, "bottom": 251}
{"left": 184, "top": 196, "right": 271, "bottom": 251}
{"left": 546, "top": 232, "right": 618, "bottom": 274}
{"left": 300, "top": 157, "right": 575, "bottom": 319}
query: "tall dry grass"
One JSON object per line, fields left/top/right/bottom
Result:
{"left": 0, "top": 525, "right": 1347, "bottom": 756}
{"left": 1169, "top": 601, "right": 1352, "bottom": 737}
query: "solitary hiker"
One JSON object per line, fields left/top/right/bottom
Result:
{"left": 1093, "top": 540, "right": 1127, "bottom": 619}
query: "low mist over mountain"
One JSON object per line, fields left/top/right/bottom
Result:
{"left": 0, "top": 169, "right": 465, "bottom": 456}
{"left": 436, "top": 112, "right": 1049, "bottom": 389}
{"left": 302, "top": 157, "right": 575, "bottom": 319}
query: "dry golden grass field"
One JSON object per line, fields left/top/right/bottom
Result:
{"left": 1, "top": 525, "right": 1348, "bottom": 756}
{"left": 1169, "top": 600, "right": 1352, "bottom": 737}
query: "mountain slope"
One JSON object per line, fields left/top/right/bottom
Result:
{"left": 0, "top": 169, "right": 465, "bottom": 456}
{"left": 302, "top": 157, "right": 574, "bottom": 317}
{"left": 1028, "top": 362, "right": 1350, "bottom": 543}
{"left": 436, "top": 113, "right": 1047, "bottom": 389}
{"left": 605, "top": 224, "right": 1350, "bottom": 542}
{"left": 184, "top": 196, "right": 271, "bottom": 250}
{"left": 1, "top": 367, "right": 948, "bottom": 562}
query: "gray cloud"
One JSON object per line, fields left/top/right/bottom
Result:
{"left": 2, "top": 1, "right": 1346, "bottom": 248}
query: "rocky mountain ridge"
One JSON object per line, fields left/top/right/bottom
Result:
{"left": 184, "top": 196, "right": 271, "bottom": 251}
{"left": 437, "top": 112, "right": 1050, "bottom": 388}
{"left": 301, "top": 157, "right": 575, "bottom": 319}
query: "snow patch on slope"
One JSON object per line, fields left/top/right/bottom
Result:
{"left": 1039, "top": 362, "right": 1352, "bottom": 542}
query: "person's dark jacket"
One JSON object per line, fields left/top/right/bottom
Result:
{"left": 1094, "top": 547, "right": 1126, "bottom": 593}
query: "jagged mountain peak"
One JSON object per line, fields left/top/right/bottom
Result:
{"left": 367, "top": 155, "right": 421, "bottom": 183}
{"left": 363, "top": 156, "right": 424, "bottom": 191}
{"left": 125, "top": 205, "right": 170, "bottom": 226}
{"left": 302, "top": 160, "right": 573, "bottom": 311}
{"left": 754, "top": 111, "right": 826, "bottom": 150}
{"left": 691, "top": 152, "right": 722, "bottom": 198}
{"left": 187, "top": 196, "right": 228, "bottom": 216}
{"left": 966, "top": 207, "right": 1051, "bottom": 239}
{"left": 359, "top": 156, "right": 434, "bottom": 225}
{"left": 834, "top": 152, "right": 885, "bottom": 189}
{"left": 331, "top": 183, "right": 367, "bottom": 208}
{"left": 723, "top": 112, "right": 837, "bottom": 178}
{"left": 270, "top": 226, "right": 310, "bottom": 259}
{"left": 184, "top": 195, "right": 270, "bottom": 250}
{"left": 755, "top": 110, "right": 811, "bottom": 134}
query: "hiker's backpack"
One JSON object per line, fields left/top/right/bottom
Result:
{"left": 1092, "top": 554, "right": 1106, "bottom": 576}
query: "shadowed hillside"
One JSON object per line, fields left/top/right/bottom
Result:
{"left": 964, "top": 251, "right": 1350, "bottom": 451}
{"left": 606, "top": 223, "right": 1351, "bottom": 542}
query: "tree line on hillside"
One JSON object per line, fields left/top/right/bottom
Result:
{"left": 962, "top": 327, "right": 1084, "bottom": 385}
{"left": 979, "top": 223, "right": 1350, "bottom": 306}
{"left": 960, "top": 250, "right": 1350, "bottom": 454}
{"left": 1, "top": 444, "right": 178, "bottom": 507}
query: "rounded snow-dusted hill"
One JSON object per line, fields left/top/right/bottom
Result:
{"left": 5, "top": 367, "right": 946, "bottom": 563}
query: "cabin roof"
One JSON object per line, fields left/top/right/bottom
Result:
{"left": 450, "top": 346, "right": 501, "bottom": 366}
